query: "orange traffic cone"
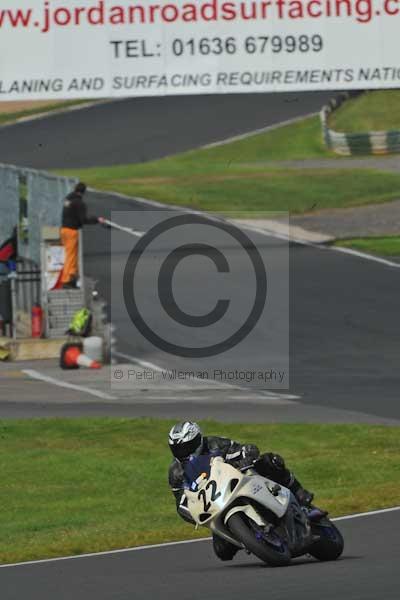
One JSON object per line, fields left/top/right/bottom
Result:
{"left": 60, "top": 342, "right": 102, "bottom": 370}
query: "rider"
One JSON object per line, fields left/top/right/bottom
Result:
{"left": 168, "top": 421, "right": 315, "bottom": 561}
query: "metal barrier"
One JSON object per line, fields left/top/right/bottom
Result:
{"left": 0, "top": 162, "right": 77, "bottom": 267}
{"left": 0, "top": 163, "right": 78, "bottom": 339}
{"left": 0, "top": 259, "right": 42, "bottom": 339}
{"left": 16, "top": 258, "right": 41, "bottom": 316}
{"left": 0, "top": 166, "right": 19, "bottom": 244}
{"left": 0, "top": 277, "right": 12, "bottom": 336}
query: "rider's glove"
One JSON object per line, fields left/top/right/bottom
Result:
{"left": 241, "top": 444, "right": 259, "bottom": 461}
{"left": 177, "top": 493, "right": 196, "bottom": 524}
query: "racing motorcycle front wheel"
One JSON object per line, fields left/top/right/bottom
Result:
{"left": 227, "top": 513, "right": 291, "bottom": 567}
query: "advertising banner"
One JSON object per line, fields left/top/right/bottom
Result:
{"left": 0, "top": 0, "right": 399, "bottom": 99}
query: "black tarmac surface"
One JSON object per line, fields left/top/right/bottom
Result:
{"left": 82, "top": 191, "right": 400, "bottom": 422}
{"left": 0, "top": 93, "right": 399, "bottom": 599}
{"left": 0, "top": 93, "right": 399, "bottom": 422}
{"left": 2, "top": 510, "right": 399, "bottom": 600}
{"left": 0, "top": 92, "right": 331, "bottom": 169}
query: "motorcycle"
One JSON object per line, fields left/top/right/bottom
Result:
{"left": 183, "top": 453, "right": 344, "bottom": 566}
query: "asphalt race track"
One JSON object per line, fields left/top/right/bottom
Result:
{"left": 0, "top": 91, "right": 399, "bottom": 598}
{"left": 0, "top": 91, "right": 332, "bottom": 169}
{"left": 2, "top": 510, "right": 400, "bottom": 600}
{"left": 82, "top": 191, "right": 400, "bottom": 421}
{"left": 0, "top": 92, "right": 399, "bottom": 421}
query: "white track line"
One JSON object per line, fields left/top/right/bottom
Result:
{"left": 332, "top": 505, "right": 400, "bottom": 521}
{"left": 94, "top": 188, "right": 400, "bottom": 270}
{"left": 330, "top": 246, "right": 400, "bottom": 269}
{"left": 231, "top": 220, "right": 400, "bottom": 269}
{"left": 113, "top": 351, "right": 300, "bottom": 400}
{"left": 2, "top": 99, "right": 113, "bottom": 130}
{"left": 22, "top": 369, "right": 117, "bottom": 401}
{"left": 1, "top": 506, "right": 399, "bottom": 569}
{"left": 0, "top": 538, "right": 210, "bottom": 569}
{"left": 200, "top": 112, "right": 318, "bottom": 149}
{"left": 113, "top": 351, "right": 164, "bottom": 373}
{"left": 231, "top": 219, "right": 322, "bottom": 247}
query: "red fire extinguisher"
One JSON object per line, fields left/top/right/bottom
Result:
{"left": 31, "top": 303, "right": 43, "bottom": 338}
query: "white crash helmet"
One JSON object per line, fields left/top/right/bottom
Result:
{"left": 168, "top": 421, "right": 203, "bottom": 461}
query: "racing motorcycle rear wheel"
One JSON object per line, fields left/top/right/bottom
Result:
{"left": 227, "top": 513, "right": 291, "bottom": 567}
{"left": 308, "top": 518, "right": 344, "bottom": 561}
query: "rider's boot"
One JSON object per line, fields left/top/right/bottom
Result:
{"left": 212, "top": 534, "right": 239, "bottom": 561}
{"left": 293, "top": 484, "right": 314, "bottom": 507}
{"left": 292, "top": 481, "right": 328, "bottom": 522}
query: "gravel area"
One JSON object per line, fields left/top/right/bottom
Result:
{"left": 273, "top": 157, "right": 400, "bottom": 172}
{"left": 270, "top": 157, "right": 400, "bottom": 239}
{"left": 289, "top": 200, "right": 400, "bottom": 238}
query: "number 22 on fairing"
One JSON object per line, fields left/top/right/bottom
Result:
{"left": 198, "top": 480, "right": 221, "bottom": 512}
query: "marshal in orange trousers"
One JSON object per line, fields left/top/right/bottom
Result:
{"left": 60, "top": 227, "right": 79, "bottom": 284}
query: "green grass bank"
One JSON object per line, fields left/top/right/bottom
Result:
{"left": 1, "top": 418, "right": 399, "bottom": 564}
{"left": 59, "top": 114, "right": 400, "bottom": 216}
{"left": 329, "top": 91, "right": 400, "bottom": 133}
{"left": 335, "top": 236, "right": 400, "bottom": 256}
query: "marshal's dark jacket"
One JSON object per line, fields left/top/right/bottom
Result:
{"left": 61, "top": 192, "right": 98, "bottom": 230}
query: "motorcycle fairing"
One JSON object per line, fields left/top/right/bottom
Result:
{"left": 185, "top": 457, "right": 291, "bottom": 529}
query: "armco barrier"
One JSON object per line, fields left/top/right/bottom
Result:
{"left": 320, "top": 92, "right": 400, "bottom": 155}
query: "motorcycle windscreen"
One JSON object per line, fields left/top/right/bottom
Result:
{"left": 183, "top": 454, "right": 215, "bottom": 490}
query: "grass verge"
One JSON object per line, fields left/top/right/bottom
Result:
{"left": 1, "top": 418, "right": 399, "bottom": 564}
{"left": 335, "top": 236, "right": 400, "bottom": 256}
{"left": 0, "top": 99, "right": 96, "bottom": 126}
{"left": 59, "top": 154, "right": 400, "bottom": 216}
{"left": 329, "top": 91, "right": 400, "bottom": 133}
